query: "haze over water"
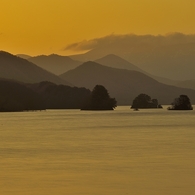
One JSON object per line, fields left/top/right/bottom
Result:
{"left": 0, "top": 106, "right": 195, "bottom": 195}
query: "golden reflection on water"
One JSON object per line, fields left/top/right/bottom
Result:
{"left": 0, "top": 107, "right": 195, "bottom": 195}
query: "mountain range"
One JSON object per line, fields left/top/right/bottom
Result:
{"left": 28, "top": 54, "right": 81, "bottom": 75}
{"left": 0, "top": 51, "right": 70, "bottom": 85}
{"left": 1, "top": 50, "right": 195, "bottom": 107}
{"left": 69, "top": 34, "right": 195, "bottom": 81}
{"left": 95, "top": 54, "right": 177, "bottom": 86}
{"left": 18, "top": 52, "right": 195, "bottom": 90}
{"left": 25, "top": 53, "right": 177, "bottom": 86}
{"left": 60, "top": 61, "right": 195, "bottom": 105}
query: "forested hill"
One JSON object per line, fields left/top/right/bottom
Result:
{"left": 0, "top": 79, "right": 90, "bottom": 112}
{"left": 28, "top": 81, "right": 91, "bottom": 109}
{"left": 0, "top": 79, "right": 43, "bottom": 112}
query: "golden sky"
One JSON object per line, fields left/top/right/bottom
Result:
{"left": 1, "top": 0, "right": 195, "bottom": 56}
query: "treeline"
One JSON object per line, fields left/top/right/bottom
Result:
{"left": 0, "top": 79, "right": 193, "bottom": 112}
{"left": 28, "top": 81, "right": 91, "bottom": 109}
{"left": 0, "top": 79, "right": 43, "bottom": 112}
{"left": 0, "top": 80, "right": 90, "bottom": 112}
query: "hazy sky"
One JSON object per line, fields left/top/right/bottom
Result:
{"left": 1, "top": 0, "right": 195, "bottom": 56}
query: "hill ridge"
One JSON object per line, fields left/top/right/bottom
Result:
{"left": 60, "top": 61, "right": 195, "bottom": 105}
{"left": 0, "top": 51, "right": 71, "bottom": 85}
{"left": 28, "top": 54, "right": 82, "bottom": 75}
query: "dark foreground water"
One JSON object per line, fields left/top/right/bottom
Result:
{"left": 0, "top": 106, "right": 195, "bottom": 195}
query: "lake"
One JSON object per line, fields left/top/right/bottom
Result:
{"left": 0, "top": 106, "right": 195, "bottom": 195}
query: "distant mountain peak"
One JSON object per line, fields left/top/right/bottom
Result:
{"left": 95, "top": 53, "right": 143, "bottom": 72}
{"left": 28, "top": 54, "right": 82, "bottom": 75}
{"left": 99, "top": 53, "right": 127, "bottom": 59}
{"left": 96, "top": 53, "right": 127, "bottom": 61}
{"left": 74, "top": 61, "right": 108, "bottom": 70}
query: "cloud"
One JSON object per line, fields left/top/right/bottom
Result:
{"left": 63, "top": 34, "right": 127, "bottom": 52}
{"left": 64, "top": 39, "right": 97, "bottom": 52}
{"left": 64, "top": 33, "right": 195, "bottom": 52}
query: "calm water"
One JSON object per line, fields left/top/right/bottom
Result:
{"left": 0, "top": 106, "right": 195, "bottom": 195}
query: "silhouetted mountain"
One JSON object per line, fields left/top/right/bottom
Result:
{"left": 60, "top": 61, "right": 195, "bottom": 105}
{"left": 28, "top": 81, "right": 91, "bottom": 109}
{"left": 28, "top": 54, "right": 82, "bottom": 75}
{"left": 95, "top": 54, "right": 177, "bottom": 85}
{"left": 69, "top": 33, "right": 195, "bottom": 80}
{"left": 0, "top": 51, "right": 71, "bottom": 85}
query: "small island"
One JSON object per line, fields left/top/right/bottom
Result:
{"left": 168, "top": 95, "right": 193, "bottom": 110}
{"left": 131, "top": 93, "right": 162, "bottom": 109}
{"left": 81, "top": 85, "right": 117, "bottom": 110}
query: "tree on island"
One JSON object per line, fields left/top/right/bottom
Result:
{"left": 131, "top": 93, "right": 162, "bottom": 109}
{"left": 81, "top": 85, "right": 117, "bottom": 110}
{"left": 168, "top": 95, "right": 193, "bottom": 110}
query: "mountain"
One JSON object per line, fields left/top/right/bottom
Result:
{"left": 0, "top": 51, "right": 71, "bottom": 85}
{"left": 95, "top": 54, "right": 143, "bottom": 72}
{"left": 28, "top": 54, "right": 82, "bottom": 75}
{"left": 60, "top": 61, "right": 195, "bottom": 105}
{"left": 176, "top": 79, "right": 195, "bottom": 90}
{"left": 69, "top": 34, "right": 195, "bottom": 80}
{"left": 95, "top": 54, "right": 177, "bottom": 86}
